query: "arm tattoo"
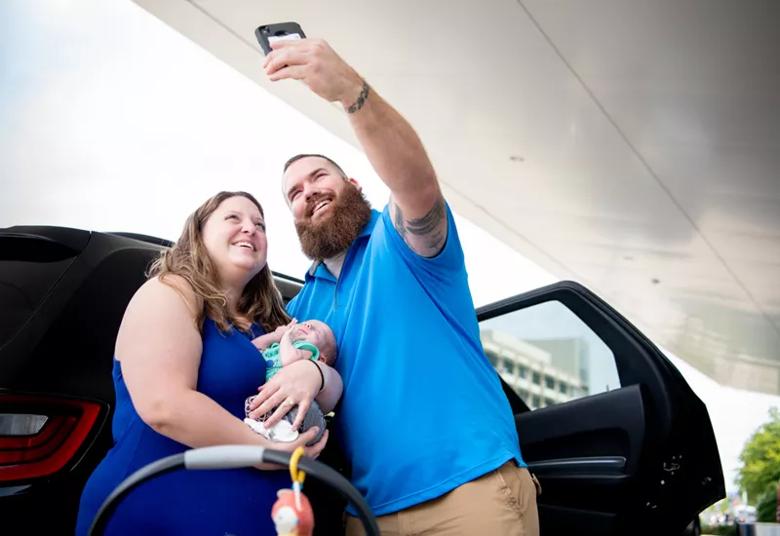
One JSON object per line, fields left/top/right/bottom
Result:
{"left": 393, "top": 196, "right": 447, "bottom": 255}
{"left": 347, "top": 80, "right": 370, "bottom": 114}
{"left": 393, "top": 201, "right": 408, "bottom": 239}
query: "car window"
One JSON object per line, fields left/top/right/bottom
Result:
{"left": 0, "top": 257, "right": 75, "bottom": 346}
{"left": 479, "top": 300, "right": 620, "bottom": 410}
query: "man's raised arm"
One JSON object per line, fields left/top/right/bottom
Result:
{"left": 264, "top": 38, "right": 447, "bottom": 257}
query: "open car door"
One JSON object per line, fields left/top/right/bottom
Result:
{"left": 477, "top": 281, "right": 724, "bottom": 534}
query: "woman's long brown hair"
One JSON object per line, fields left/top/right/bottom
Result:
{"left": 148, "top": 191, "right": 290, "bottom": 334}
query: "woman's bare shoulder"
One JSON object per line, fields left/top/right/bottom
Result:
{"left": 131, "top": 275, "right": 202, "bottom": 318}
{"left": 116, "top": 275, "right": 204, "bottom": 363}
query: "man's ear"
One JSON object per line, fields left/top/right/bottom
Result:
{"left": 347, "top": 177, "right": 362, "bottom": 191}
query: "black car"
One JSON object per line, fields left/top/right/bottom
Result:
{"left": 0, "top": 225, "right": 724, "bottom": 534}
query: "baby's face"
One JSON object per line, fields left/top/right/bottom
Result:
{"left": 291, "top": 320, "right": 336, "bottom": 363}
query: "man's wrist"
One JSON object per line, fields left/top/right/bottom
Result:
{"left": 345, "top": 79, "right": 370, "bottom": 114}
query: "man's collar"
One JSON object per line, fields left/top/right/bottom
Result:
{"left": 358, "top": 208, "right": 381, "bottom": 238}
{"left": 305, "top": 209, "right": 381, "bottom": 279}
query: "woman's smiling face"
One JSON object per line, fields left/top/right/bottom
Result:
{"left": 201, "top": 195, "right": 268, "bottom": 282}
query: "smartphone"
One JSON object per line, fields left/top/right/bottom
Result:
{"left": 255, "top": 22, "right": 306, "bottom": 55}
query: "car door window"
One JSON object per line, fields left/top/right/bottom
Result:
{"left": 480, "top": 300, "right": 620, "bottom": 410}
{"left": 0, "top": 257, "right": 76, "bottom": 346}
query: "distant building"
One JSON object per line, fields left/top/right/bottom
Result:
{"left": 481, "top": 329, "right": 588, "bottom": 409}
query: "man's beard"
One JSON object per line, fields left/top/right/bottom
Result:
{"left": 295, "top": 183, "right": 372, "bottom": 260}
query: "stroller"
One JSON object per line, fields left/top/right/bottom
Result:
{"left": 87, "top": 445, "right": 378, "bottom": 536}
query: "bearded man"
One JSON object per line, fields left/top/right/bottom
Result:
{"left": 251, "top": 38, "right": 539, "bottom": 535}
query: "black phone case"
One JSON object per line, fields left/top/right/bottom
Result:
{"left": 255, "top": 22, "right": 306, "bottom": 55}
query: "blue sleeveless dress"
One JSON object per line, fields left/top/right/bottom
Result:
{"left": 75, "top": 319, "right": 290, "bottom": 535}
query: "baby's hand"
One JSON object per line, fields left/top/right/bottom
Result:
{"left": 281, "top": 326, "right": 292, "bottom": 342}
{"left": 277, "top": 318, "right": 297, "bottom": 337}
{"left": 251, "top": 319, "right": 297, "bottom": 350}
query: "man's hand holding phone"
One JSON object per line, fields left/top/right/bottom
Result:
{"left": 257, "top": 26, "right": 365, "bottom": 111}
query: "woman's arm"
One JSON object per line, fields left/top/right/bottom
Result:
{"left": 116, "top": 276, "right": 324, "bottom": 458}
{"left": 315, "top": 362, "right": 343, "bottom": 414}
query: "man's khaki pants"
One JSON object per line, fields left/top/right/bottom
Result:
{"left": 346, "top": 463, "right": 539, "bottom": 535}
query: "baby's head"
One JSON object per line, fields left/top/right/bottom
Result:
{"left": 292, "top": 319, "right": 337, "bottom": 366}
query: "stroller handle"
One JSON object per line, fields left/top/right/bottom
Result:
{"left": 88, "top": 445, "right": 379, "bottom": 536}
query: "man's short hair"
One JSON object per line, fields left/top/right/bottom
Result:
{"left": 283, "top": 154, "right": 348, "bottom": 179}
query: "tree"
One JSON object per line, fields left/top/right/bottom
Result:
{"left": 736, "top": 407, "right": 780, "bottom": 504}
{"left": 755, "top": 484, "right": 777, "bottom": 523}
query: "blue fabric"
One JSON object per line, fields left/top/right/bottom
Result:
{"left": 287, "top": 205, "right": 525, "bottom": 516}
{"left": 75, "top": 319, "right": 289, "bottom": 535}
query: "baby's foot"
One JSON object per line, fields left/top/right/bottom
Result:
{"left": 243, "top": 417, "right": 299, "bottom": 442}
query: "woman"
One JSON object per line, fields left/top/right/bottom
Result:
{"left": 76, "top": 191, "right": 342, "bottom": 535}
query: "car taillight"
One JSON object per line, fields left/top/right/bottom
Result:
{"left": 0, "top": 393, "right": 102, "bottom": 481}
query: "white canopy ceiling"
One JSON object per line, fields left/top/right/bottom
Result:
{"left": 134, "top": 0, "right": 780, "bottom": 394}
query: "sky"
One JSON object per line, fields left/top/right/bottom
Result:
{"left": 2, "top": 0, "right": 778, "bottom": 497}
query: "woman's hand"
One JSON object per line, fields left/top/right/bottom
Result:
{"left": 249, "top": 359, "right": 321, "bottom": 430}
{"left": 273, "top": 428, "right": 329, "bottom": 459}
{"left": 254, "top": 427, "right": 329, "bottom": 471}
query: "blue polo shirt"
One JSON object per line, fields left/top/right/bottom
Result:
{"left": 287, "top": 205, "right": 524, "bottom": 516}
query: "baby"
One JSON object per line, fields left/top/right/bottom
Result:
{"left": 244, "top": 319, "right": 337, "bottom": 444}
